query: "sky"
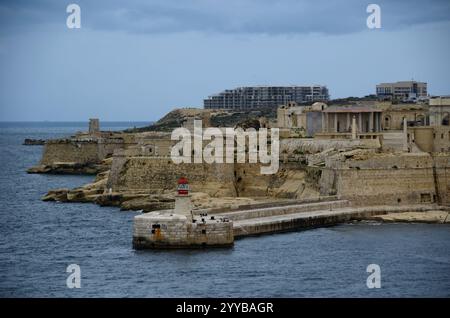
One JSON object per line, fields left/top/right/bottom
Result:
{"left": 0, "top": 0, "right": 449, "bottom": 121}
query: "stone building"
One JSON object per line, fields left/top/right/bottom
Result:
{"left": 277, "top": 101, "right": 326, "bottom": 137}
{"left": 317, "top": 105, "right": 382, "bottom": 139}
{"left": 404, "top": 96, "right": 450, "bottom": 153}
{"left": 376, "top": 81, "right": 427, "bottom": 101}
{"left": 429, "top": 96, "right": 450, "bottom": 126}
{"left": 204, "top": 85, "right": 329, "bottom": 110}
{"left": 380, "top": 103, "right": 428, "bottom": 130}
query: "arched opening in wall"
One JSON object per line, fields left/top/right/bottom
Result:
{"left": 416, "top": 115, "right": 425, "bottom": 126}
{"left": 442, "top": 113, "right": 449, "bottom": 126}
{"left": 384, "top": 116, "right": 391, "bottom": 130}
{"left": 337, "top": 121, "right": 340, "bottom": 132}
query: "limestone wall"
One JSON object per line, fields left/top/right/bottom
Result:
{"left": 108, "top": 156, "right": 237, "bottom": 197}
{"left": 234, "top": 163, "right": 271, "bottom": 197}
{"left": 433, "top": 154, "right": 450, "bottom": 205}
{"left": 409, "top": 126, "right": 450, "bottom": 153}
{"left": 40, "top": 138, "right": 128, "bottom": 166}
{"left": 433, "top": 127, "right": 450, "bottom": 153}
{"left": 382, "top": 109, "right": 427, "bottom": 130}
{"left": 410, "top": 127, "right": 434, "bottom": 152}
{"left": 41, "top": 140, "right": 100, "bottom": 165}
{"left": 133, "top": 213, "right": 234, "bottom": 248}
{"left": 320, "top": 153, "right": 442, "bottom": 206}
{"left": 235, "top": 162, "right": 320, "bottom": 200}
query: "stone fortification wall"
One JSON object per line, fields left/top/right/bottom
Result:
{"left": 433, "top": 154, "right": 450, "bottom": 205}
{"left": 320, "top": 153, "right": 441, "bottom": 206}
{"left": 40, "top": 138, "right": 127, "bottom": 166}
{"left": 108, "top": 155, "right": 237, "bottom": 197}
{"left": 41, "top": 140, "right": 100, "bottom": 165}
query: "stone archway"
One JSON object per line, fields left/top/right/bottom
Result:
{"left": 442, "top": 113, "right": 449, "bottom": 126}
{"left": 416, "top": 115, "right": 425, "bottom": 126}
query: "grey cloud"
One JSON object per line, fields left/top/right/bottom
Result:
{"left": 0, "top": 0, "right": 449, "bottom": 35}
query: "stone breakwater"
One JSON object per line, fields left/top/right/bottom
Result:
{"left": 220, "top": 203, "right": 449, "bottom": 238}
{"left": 132, "top": 200, "right": 449, "bottom": 249}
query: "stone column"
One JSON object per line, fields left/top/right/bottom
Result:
{"left": 346, "top": 113, "right": 350, "bottom": 131}
{"left": 378, "top": 113, "right": 382, "bottom": 131}
{"left": 403, "top": 117, "right": 408, "bottom": 152}
{"left": 322, "top": 113, "right": 326, "bottom": 133}
{"left": 358, "top": 113, "right": 362, "bottom": 133}
{"left": 374, "top": 113, "right": 379, "bottom": 132}
{"left": 352, "top": 115, "right": 357, "bottom": 140}
{"left": 334, "top": 113, "right": 338, "bottom": 132}
{"left": 369, "top": 112, "right": 374, "bottom": 132}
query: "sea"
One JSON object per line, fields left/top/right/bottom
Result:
{"left": 0, "top": 122, "right": 449, "bottom": 297}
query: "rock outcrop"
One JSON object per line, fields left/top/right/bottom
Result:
{"left": 28, "top": 161, "right": 110, "bottom": 175}
{"left": 23, "top": 138, "right": 46, "bottom": 145}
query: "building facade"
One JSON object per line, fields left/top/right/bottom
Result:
{"left": 316, "top": 105, "right": 383, "bottom": 140}
{"left": 380, "top": 104, "right": 428, "bottom": 130}
{"left": 277, "top": 101, "right": 326, "bottom": 137}
{"left": 204, "top": 85, "right": 329, "bottom": 110}
{"left": 376, "top": 81, "right": 427, "bottom": 101}
{"left": 429, "top": 96, "right": 450, "bottom": 126}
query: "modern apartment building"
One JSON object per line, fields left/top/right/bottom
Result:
{"left": 204, "top": 85, "right": 329, "bottom": 109}
{"left": 376, "top": 81, "right": 427, "bottom": 101}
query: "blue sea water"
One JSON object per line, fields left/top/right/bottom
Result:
{"left": 0, "top": 122, "right": 449, "bottom": 297}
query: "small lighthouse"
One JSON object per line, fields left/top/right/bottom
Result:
{"left": 132, "top": 177, "right": 234, "bottom": 249}
{"left": 174, "top": 177, "right": 193, "bottom": 221}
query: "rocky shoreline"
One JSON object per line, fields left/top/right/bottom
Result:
{"left": 27, "top": 161, "right": 110, "bottom": 175}
{"left": 40, "top": 168, "right": 270, "bottom": 212}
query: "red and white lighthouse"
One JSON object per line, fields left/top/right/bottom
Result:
{"left": 174, "top": 177, "right": 193, "bottom": 220}
{"left": 177, "top": 177, "right": 189, "bottom": 196}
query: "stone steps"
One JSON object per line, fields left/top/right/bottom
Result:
{"left": 216, "top": 200, "right": 350, "bottom": 221}
{"left": 232, "top": 204, "right": 445, "bottom": 238}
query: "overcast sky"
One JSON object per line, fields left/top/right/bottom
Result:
{"left": 0, "top": 0, "right": 449, "bottom": 121}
